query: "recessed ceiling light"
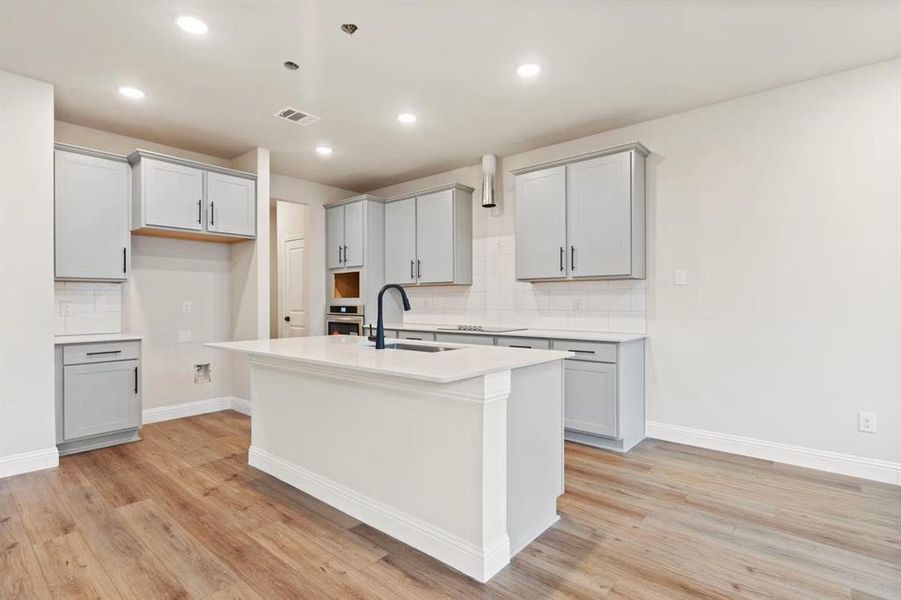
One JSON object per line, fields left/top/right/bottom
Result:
{"left": 397, "top": 113, "right": 417, "bottom": 124}
{"left": 118, "top": 86, "right": 145, "bottom": 99}
{"left": 517, "top": 63, "right": 541, "bottom": 78}
{"left": 315, "top": 146, "right": 333, "bottom": 156}
{"left": 175, "top": 15, "right": 209, "bottom": 35}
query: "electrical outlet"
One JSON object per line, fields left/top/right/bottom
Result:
{"left": 858, "top": 411, "right": 876, "bottom": 433}
{"left": 573, "top": 299, "right": 584, "bottom": 312}
{"left": 182, "top": 301, "right": 192, "bottom": 314}
{"left": 674, "top": 269, "right": 688, "bottom": 286}
{"left": 177, "top": 330, "right": 192, "bottom": 344}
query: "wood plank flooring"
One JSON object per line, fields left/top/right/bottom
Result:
{"left": 1, "top": 411, "right": 898, "bottom": 599}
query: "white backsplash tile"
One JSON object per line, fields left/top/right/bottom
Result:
{"left": 54, "top": 282, "right": 122, "bottom": 335}
{"left": 403, "top": 234, "right": 647, "bottom": 333}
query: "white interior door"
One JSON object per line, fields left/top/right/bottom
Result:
{"left": 279, "top": 237, "right": 307, "bottom": 337}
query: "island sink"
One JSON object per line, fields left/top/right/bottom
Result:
{"left": 378, "top": 342, "right": 460, "bottom": 353}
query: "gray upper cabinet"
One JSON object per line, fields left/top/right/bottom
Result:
{"left": 415, "top": 189, "right": 455, "bottom": 284}
{"left": 129, "top": 150, "right": 256, "bottom": 242}
{"left": 384, "top": 198, "right": 417, "bottom": 283}
{"left": 54, "top": 145, "right": 130, "bottom": 281}
{"left": 142, "top": 158, "right": 204, "bottom": 231}
{"left": 383, "top": 183, "right": 473, "bottom": 286}
{"left": 206, "top": 171, "right": 256, "bottom": 236}
{"left": 514, "top": 143, "right": 648, "bottom": 281}
{"left": 326, "top": 200, "right": 366, "bottom": 269}
{"left": 515, "top": 165, "right": 567, "bottom": 280}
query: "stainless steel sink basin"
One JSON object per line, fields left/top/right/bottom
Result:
{"left": 379, "top": 343, "right": 460, "bottom": 353}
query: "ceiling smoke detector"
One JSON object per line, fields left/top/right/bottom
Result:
{"left": 272, "top": 106, "right": 320, "bottom": 126}
{"left": 340, "top": 23, "right": 358, "bottom": 35}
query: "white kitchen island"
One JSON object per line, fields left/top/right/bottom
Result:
{"left": 208, "top": 335, "right": 570, "bottom": 582}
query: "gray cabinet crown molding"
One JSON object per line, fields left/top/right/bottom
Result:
{"left": 323, "top": 194, "right": 386, "bottom": 208}
{"left": 54, "top": 142, "right": 129, "bottom": 163}
{"left": 511, "top": 141, "right": 650, "bottom": 176}
{"left": 384, "top": 182, "right": 475, "bottom": 203}
{"left": 127, "top": 149, "right": 256, "bottom": 180}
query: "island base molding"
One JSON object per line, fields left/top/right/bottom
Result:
{"left": 249, "top": 445, "right": 511, "bottom": 582}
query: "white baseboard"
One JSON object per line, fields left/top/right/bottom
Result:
{"left": 229, "top": 397, "right": 252, "bottom": 416}
{"left": 647, "top": 422, "right": 900, "bottom": 486}
{"left": 249, "top": 446, "right": 509, "bottom": 583}
{"left": 142, "top": 396, "right": 250, "bottom": 424}
{"left": 0, "top": 447, "right": 59, "bottom": 479}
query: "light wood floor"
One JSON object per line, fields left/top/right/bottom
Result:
{"left": 1, "top": 411, "right": 898, "bottom": 599}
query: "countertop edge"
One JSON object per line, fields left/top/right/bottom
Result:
{"left": 382, "top": 324, "right": 647, "bottom": 343}
{"left": 54, "top": 333, "right": 144, "bottom": 345}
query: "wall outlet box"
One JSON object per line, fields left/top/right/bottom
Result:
{"left": 858, "top": 411, "right": 876, "bottom": 433}
{"left": 194, "top": 363, "right": 211, "bottom": 384}
{"left": 182, "top": 301, "right": 192, "bottom": 314}
{"left": 674, "top": 269, "right": 688, "bottom": 286}
{"left": 177, "top": 330, "right": 192, "bottom": 344}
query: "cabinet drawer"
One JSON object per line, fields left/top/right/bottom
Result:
{"left": 551, "top": 339, "right": 616, "bottom": 363}
{"left": 434, "top": 332, "right": 494, "bottom": 345}
{"left": 496, "top": 336, "right": 550, "bottom": 350}
{"left": 397, "top": 330, "right": 436, "bottom": 341}
{"left": 63, "top": 341, "right": 140, "bottom": 365}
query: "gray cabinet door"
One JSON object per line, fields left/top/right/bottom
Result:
{"left": 63, "top": 360, "right": 140, "bottom": 440}
{"left": 397, "top": 331, "right": 436, "bottom": 341}
{"left": 515, "top": 166, "right": 567, "bottom": 280}
{"left": 342, "top": 201, "right": 364, "bottom": 267}
{"left": 434, "top": 332, "right": 494, "bottom": 345}
{"left": 567, "top": 152, "right": 632, "bottom": 277}
{"left": 325, "top": 205, "right": 344, "bottom": 269}
{"left": 206, "top": 172, "right": 255, "bottom": 236}
{"left": 384, "top": 198, "right": 417, "bottom": 284}
{"left": 143, "top": 158, "right": 205, "bottom": 231}
{"left": 54, "top": 150, "right": 130, "bottom": 280}
{"left": 414, "top": 189, "right": 455, "bottom": 284}
{"left": 563, "top": 360, "right": 617, "bottom": 438}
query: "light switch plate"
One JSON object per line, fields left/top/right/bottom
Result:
{"left": 183, "top": 301, "right": 192, "bottom": 314}
{"left": 177, "top": 330, "right": 192, "bottom": 344}
{"left": 674, "top": 269, "right": 688, "bottom": 286}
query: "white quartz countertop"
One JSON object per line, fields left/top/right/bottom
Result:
{"left": 54, "top": 333, "right": 143, "bottom": 345}
{"left": 383, "top": 323, "right": 646, "bottom": 343}
{"left": 208, "top": 335, "right": 571, "bottom": 384}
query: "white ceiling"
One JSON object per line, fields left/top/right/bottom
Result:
{"left": 2, "top": 1, "right": 899, "bottom": 191}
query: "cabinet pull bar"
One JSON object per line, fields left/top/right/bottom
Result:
{"left": 197, "top": 199, "right": 202, "bottom": 224}
{"left": 210, "top": 201, "right": 215, "bottom": 226}
{"left": 570, "top": 349, "right": 595, "bottom": 354}
{"left": 571, "top": 245, "right": 575, "bottom": 271}
{"left": 410, "top": 260, "right": 414, "bottom": 279}
{"left": 85, "top": 350, "right": 122, "bottom": 356}
{"left": 509, "top": 344, "right": 532, "bottom": 349}
{"left": 134, "top": 366, "right": 138, "bottom": 394}
{"left": 338, "top": 245, "right": 343, "bottom": 263}
{"left": 559, "top": 247, "right": 564, "bottom": 271}
{"left": 343, "top": 245, "right": 348, "bottom": 263}
{"left": 417, "top": 260, "right": 421, "bottom": 279}
{"left": 123, "top": 247, "right": 127, "bottom": 273}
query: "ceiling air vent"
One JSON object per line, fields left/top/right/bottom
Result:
{"left": 273, "top": 106, "right": 320, "bottom": 126}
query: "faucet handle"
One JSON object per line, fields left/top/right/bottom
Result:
{"left": 367, "top": 323, "right": 377, "bottom": 342}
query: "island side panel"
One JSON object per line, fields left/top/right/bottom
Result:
{"left": 245, "top": 355, "right": 512, "bottom": 582}
{"left": 507, "top": 359, "right": 565, "bottom": 556}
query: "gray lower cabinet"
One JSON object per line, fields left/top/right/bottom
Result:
{"left": 56, "top": 340, "right": 142, "bottom": 455}
{"left": 394, "top": 327, "right": 646, "bottom": 452}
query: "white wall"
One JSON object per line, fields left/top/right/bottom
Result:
{"left": 370, "top": 60, "right": 901, "bottom": 467}
{"left": 270, "top": 174, "right": 359, "bottom": 335}
{"left": 0, "top": 71, "right": 57, "bottom": 475}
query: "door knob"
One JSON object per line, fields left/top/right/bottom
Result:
{"left": 284, "top": 316, "right": 290, "bottom": 322}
